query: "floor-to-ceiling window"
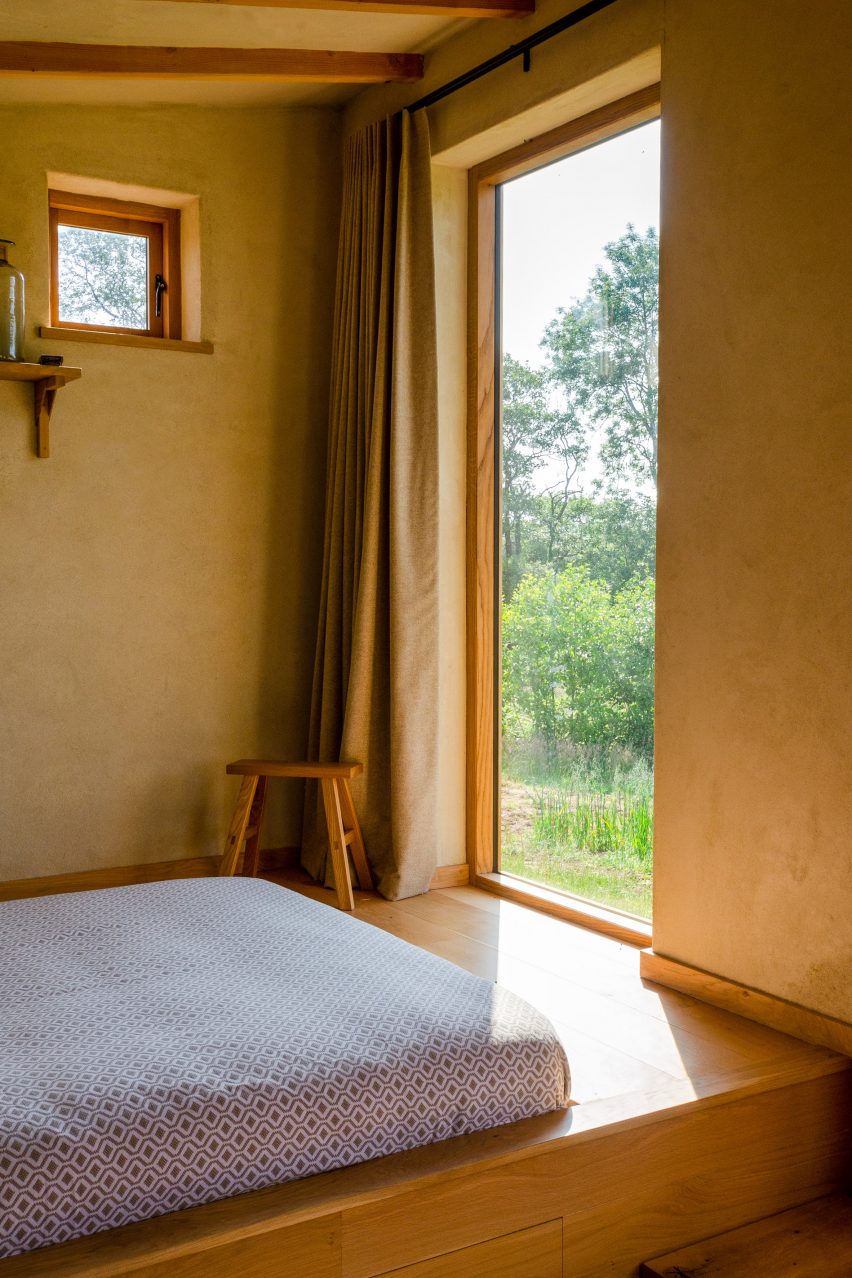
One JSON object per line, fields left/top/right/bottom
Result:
{"left": 494, "top": 115, "right": 660, "bottom": 921}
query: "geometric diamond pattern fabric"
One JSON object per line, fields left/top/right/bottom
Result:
{"left": 0, "top": 878, "right": 570, "bottom": 1258}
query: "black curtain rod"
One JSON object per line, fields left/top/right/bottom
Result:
{"left": 407, "top": 0, "right": 621, "bottom": 114}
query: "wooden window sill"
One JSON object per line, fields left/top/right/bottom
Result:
{"left": 39, "top": 326, "right": 214, "bottom": 354}
{"left": 473, "top": 871, "right": 652, "bottom": 947}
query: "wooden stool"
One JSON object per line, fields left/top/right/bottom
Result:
{"left": 217, "top": 759, "right": 373, "bottom": 911}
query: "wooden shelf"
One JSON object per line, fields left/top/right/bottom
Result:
{"left": 0, "top": 360, "right": 82, "bottom": 457}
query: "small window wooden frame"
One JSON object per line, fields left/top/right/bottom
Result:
{"left": 48, "top": 189, "right": 182, "bottom": 340}
{"left": 466, "top": 85, "right": 660, "bottom": 944}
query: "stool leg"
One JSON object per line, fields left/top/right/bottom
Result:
{"left": 219, "top": 776, "right": 259, "bottom": 876}
{"left": 241, "top": 777, "right": 268, "bottom": 878}
{"left": 339, "top": 777, "right": 373, "bottom": 891}
{"left": 321, "top": 778, "right": 355, "bottom": 911}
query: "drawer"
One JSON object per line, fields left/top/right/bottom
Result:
{"left": 130, "top": 1216, "right": 341, "bottom": 1278}
{"left": 376, "top": 1218, "right": 562, "bottom": 1277}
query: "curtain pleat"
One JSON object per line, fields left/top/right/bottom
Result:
{"left": 302, "top": 111, "right": 439, "bottom": 901}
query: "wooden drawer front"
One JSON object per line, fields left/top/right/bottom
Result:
{"left": 376, "top": 1219, "right": 562, "bottom": 1278}
{"left": 131, "top": 1216, "right": 342, "bottom": 1278}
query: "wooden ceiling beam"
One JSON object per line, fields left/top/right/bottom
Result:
{"left": 136, "top": 0, "right": 534, "bottom": 17}
{"left": 0, "top": 42, "right": 424, "bottom": 83}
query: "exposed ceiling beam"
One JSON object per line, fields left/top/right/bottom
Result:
{"left": 136, "top": 0, "right": 534, "bottom": 16}
{"left": 0, "top": 42, "right": 424, "bottom": 83}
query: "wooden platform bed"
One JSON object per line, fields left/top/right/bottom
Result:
{"left": 2, "top": 878, "right": 851, "bottom": 1278}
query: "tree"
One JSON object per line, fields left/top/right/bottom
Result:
{"left": 502, "top": 565, "right": 655, "bottom": 760}
{"left": 542, "top": 225, "right": 659, "bottom": 488}
{"left": 608, "top": 575, "right": 655, "bottom": 754}
{"left": 57, "top": 225, "right": 147, "bottom": 328}
{"left": 500, "top": 356, "right": 550, "bottom": 599}
{"left": 501, "top": 355, "right": 588, "bottom": 600}
{"left": 499, "top": 224, "right": 659, "bottom": 766}
{"left": 502, "top": 567, "right": 610, "bottom": 760}
{"left": 524, "top": 487, "right": 656, "bottom": 595}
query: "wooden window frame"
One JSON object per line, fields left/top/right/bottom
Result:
{"left": 466, "top": 85, "right": 660, "bottom": 946}
{"left": 49, "top": 189, "right": 182, "bottom": 340}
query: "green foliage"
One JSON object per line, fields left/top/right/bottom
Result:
{"left": 503, "top": 739, "right": 653, "bottom": 796}
{"left": 533, "top": 789, "right": 653, "bottom": 863}
{"left": 500, "top": 741, "right": 654, "bottom": 920}
{"left": 500, "top": 228, "right": 659, "bottom": 605}
{"left": 57, "top": 225, "right": 147, "bottom": 329}
{"left": 500, "top": 744, "right": 653, "bottom": 917}
{"left": 542, "top": 225, "right": 659, "bottom": 487}
{"left": 501, "top": 354, "right": 588, "bottom": 599}
{"left": 502, "top": 565, "right": 654, "bottom": 759}
{"left": 498, "top": 222, "right": 658, "bottom": 914}
{"left": 522, "top": 488, "right": 656, "bottom": 596}
{"left": 501, "top": 839, "right": 652, "bottom": 917}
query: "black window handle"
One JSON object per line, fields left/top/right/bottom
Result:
{"left": 154, "top": 273, "right": 167, "bottom": 318}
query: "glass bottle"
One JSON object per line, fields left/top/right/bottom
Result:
{"left": 0, "top": 239, "right": 25, "bottom": 362}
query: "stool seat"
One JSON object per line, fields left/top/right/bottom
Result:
{"left": 226, "top": 759, "right": 363, "bottom": 780}
{"left": 217, "top": 759, "right": 372, "bottom": 910}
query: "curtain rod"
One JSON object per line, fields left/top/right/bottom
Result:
{"left": 406, "top": 0, "right": 621, "bottom": 114}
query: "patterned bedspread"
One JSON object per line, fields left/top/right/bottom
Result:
{"left": 0, "top": 876, "right": 569, "bottom": 1257}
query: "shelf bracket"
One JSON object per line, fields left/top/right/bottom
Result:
{"left": 33, "top": 376, "right": 61, "bottom": 459}
{"left": 0, "top": 361, "right": 82, "bottom": 456}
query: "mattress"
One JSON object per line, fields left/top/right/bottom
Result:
{"left": 0, "top": 876, "right": 570, "bottom": 1258}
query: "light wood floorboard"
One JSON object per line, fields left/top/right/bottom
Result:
{"left": 372, "top": 889, "right": 816, "bottom": 1061}
{"left": 272, "top": 877, "right": 831, "bottom": 1093}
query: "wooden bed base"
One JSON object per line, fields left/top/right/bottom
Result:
{"left": 3, "top": 1052, "right": 850, "bottom": 1278}
{"left": 3, "top": 875, "right": 850, "bottom": 1276}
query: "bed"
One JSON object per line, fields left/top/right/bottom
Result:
{"left": 0, "top": 876, "right": 570, "bottom": 1259}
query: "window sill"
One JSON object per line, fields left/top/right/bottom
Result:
{"left": 473, "top": 870, "right": 652, "bottom": 947}
{"left": 39, "top": 326, "right": 214, "bottom": 355}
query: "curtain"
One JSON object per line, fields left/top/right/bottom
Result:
{"left": 302, "top": 110, "right": 439, "bottom": 901}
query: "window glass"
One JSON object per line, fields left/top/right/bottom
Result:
{"left": 56, "top": 224, "right": 149, "bottom": 329}
{"left": 498, "top": 120, "right": 660, "bottom": 920}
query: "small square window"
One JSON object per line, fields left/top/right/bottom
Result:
{"left": 49, "top": 190, "right": 181, "bottom": 339}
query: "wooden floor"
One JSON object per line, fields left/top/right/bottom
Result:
{"left": 5, "top": 871, "right": 851, "bottom": 1277}
{"left": 642, "top": 1193, "right": 852, "bottom": 1277}
{"left": 269, "top": 869, "right": 842, "bottom": 1113}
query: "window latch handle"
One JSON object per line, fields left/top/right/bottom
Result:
{"left": 154, "top": 273, "right": 167, "bottom": 318}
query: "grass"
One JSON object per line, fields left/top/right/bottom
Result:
{"left": 501, "top": 740, "right": 653, "bottom": 919}
{"left": 503, "top": 738, "right": 653, "bottom": 798}
{"left": 534, "top": 789, "right": 653, "bottom": 861}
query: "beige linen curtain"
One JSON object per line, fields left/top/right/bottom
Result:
{"left": 302, "top": 110, "right": 439, "bottom": 901}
